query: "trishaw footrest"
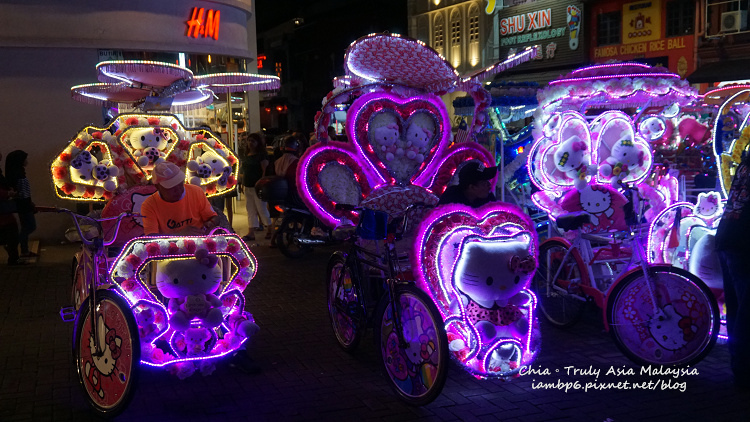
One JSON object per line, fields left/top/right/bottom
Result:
{"left": 59, "top": 306, "right": 76, "bottom": 322}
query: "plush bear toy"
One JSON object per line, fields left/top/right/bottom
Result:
{"left": 553, "top": 135, "right": 591, "bottom": 190}
{"left": 187, "top": 151, "right": 231, "bottom": 186}
{"left": 129, "top": 127, "right": 169, "bottom": 168}
{"left": 156, "top": 249, "right": 224, "bottom": 331}
{"left": 404, "top": 124, "right": 432, "bottom": 163}
{"left": 184, "top": 327, "right": 212, "bottom": 357}
{"left": 371, "top": 123, "right": 400, "bottom": 161}
{"left": 600, "top": 136, "right": 645, "bottom": 186}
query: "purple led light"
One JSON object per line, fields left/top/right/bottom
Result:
{"left": 412, "top": 203, "right": 539, "bottom": 377}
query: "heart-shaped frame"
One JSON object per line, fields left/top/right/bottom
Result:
{"left": 347, "top": 92, "right": 450, "bottom": 186}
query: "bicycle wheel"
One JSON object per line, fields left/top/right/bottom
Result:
{"left": 532, "top": 239, "right": 587, "bottom": 328}
{"left": 326, "top": 253, "right": 365, "bottom": 352}
{"left": 374, "top": 284, "right": 448, "bottom": 406}
{"left": 607, "top": 266, "right": 720, "bottom": 367}
{"left": 73, "top": 289, "right": 140, "bottom": 417}
{"left": 277, "top": 213, "right": 311, "bottom": 258}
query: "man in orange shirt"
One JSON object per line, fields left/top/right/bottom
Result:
{"left": 141, "top": 162, "right": 219, "bottom": 235}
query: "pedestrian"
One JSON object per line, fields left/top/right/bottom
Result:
{"left": 715, "top": 152, "right": 750, "bottom": 391}
{"left": 437, "top": 161, "right": 497, "bottom": 208}
{"left": 4, "top": 150, "right": 37, "bottom": 259}
{"left": 327, "top": 126, "right": 338, "bottom": 141}
{"left": 241, "top": 133, "right": 271, "bottom": 242}
{"left": 0, "top": 150, "right": 22, "bottom": 265}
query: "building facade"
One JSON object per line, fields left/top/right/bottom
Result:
{"left": 0, "top": 0, "right": 261, "bottom": 240}
{"left": 588, "top": 0, "right": 697, "bottom": 78}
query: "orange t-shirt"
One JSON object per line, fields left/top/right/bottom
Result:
{"left": 141, "top": 184, "right": 217, "bottom": 235}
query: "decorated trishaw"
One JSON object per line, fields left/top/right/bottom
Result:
{"left": 528, "top": 62, "right": 721, "bottom": 366}
{"left": 297, "top": 33, "right": 543, "bottom": 404}
{"left": 49, "top": 60, "right": 279, "bottom": 416}
{"left": 646, "top": 83, "right": 750, "bottom": 343}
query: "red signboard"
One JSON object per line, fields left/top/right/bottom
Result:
{"left": 186, "top": 7, "right": 220, "bottom": 40}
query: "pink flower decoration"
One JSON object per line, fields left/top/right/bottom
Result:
{"left": 168, "top": 242, "right": 179, "bottom": 254}
{"left": 125, "top": 253, "right": 141, "bottom": 267}
{"left": 91, "top": 131, "right": 103, "bottom": 139}
{"left": 145, "top": 242, "right": 160, "bottom": 256}
{"left": 61, "top": 183, "right": 76, "bottom": 195}
{"left": 204, "top": 238, "right": 217, "bottom": 252}
{"left": 125, "top": 117, "right": 139, "bottom": 126}
{"left": 184, "top": 239, "right": 197, "bottom": 254}
{"left": 239, "top": 257, "right": 251, "bottom": 268}
{"left": 226, "top": 240, "right": 240, "bottom": 253}
{"left": 121, "top": 278, "right": 136, "bottom": 292}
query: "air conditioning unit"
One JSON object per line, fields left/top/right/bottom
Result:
{"left": 721, "top": 10, "right": 748, "bottom": 32}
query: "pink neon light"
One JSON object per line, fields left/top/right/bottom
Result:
{"left": 550, "top": 72, "right": 680, "bottom": 86}
{"left": 411, "top": 202, "right": 539, "bottom": 378}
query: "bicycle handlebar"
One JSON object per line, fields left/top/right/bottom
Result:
{"left": 47, "top": 207, "right": 139, "bottom": 248}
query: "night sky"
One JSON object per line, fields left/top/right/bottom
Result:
{"left": 254, "top": 0, "right": 408, "bottom": 34}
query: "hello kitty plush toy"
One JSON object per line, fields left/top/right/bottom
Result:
{"left": 600, "top": 136, "right": 645, "bottom": 186}
{"left": 187, "top": 150, "right": 231, "bottom": 186}
{"left": 371, "top": 123, "right": 400, "bottom": 161}
{"left": 129, "top": 127, "right": 169, "bottom": 168}
{"left": 553, "top": 135, "right": 592, "bottom": 190}
{"left": 450, "top": 232, "right": 536, "bottom": 372}
{"left": 405, "top": 124, "right": 432, "bottom": 163}
{"left": 70, "top": 150, "right": 119, "bottom": 192}
{"left": 156, "top": 249, "right": 224, "bottom": 331}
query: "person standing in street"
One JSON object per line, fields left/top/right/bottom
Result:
{"left": 241, "top": 133, "right": 272, "bottom": 242}
{"left": 4, "top": 150, "right": 37, "bottom": 259}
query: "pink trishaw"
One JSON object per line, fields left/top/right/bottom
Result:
{"left": 300, "top": 34, "right": 543, "bottom": 404}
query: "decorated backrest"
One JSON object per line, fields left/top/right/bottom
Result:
{"left": 51, "top": 113, "right": 239, "bottom": 202}
{"left": 297, "top": 92, "right": 493, "bottom": 229}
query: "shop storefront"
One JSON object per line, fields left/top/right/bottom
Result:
{"left": 0, "top": 0, "right": 260, "bottom": 240}
{"left": 493, "top": 0, "right": 586, "bottom": 83}
{"left": 589, "top": 0, "right": 696, "bottom": 78}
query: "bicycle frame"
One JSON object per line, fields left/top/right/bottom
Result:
{"left": 333, "top": 204, "right": 427, "bottom": 346}
{"left": 544, "top": 217, "right": 662, "bottom": 330}
{"left": 56, "top": 208, "right": 131, "bottom": 357}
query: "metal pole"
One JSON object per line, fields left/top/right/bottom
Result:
{"left": 226, "top": 87, "right": 234, "bottom": 151}
{"left": 226, "top": 87, "right": 235, "bottom": 217}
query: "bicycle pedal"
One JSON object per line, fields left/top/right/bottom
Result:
{"left": 59, "top": 306, "right": 76, "bottom": 322}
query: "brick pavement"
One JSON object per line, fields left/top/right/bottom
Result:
{"left": 1, "top": 240, "right": 748, "bottom": 422}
